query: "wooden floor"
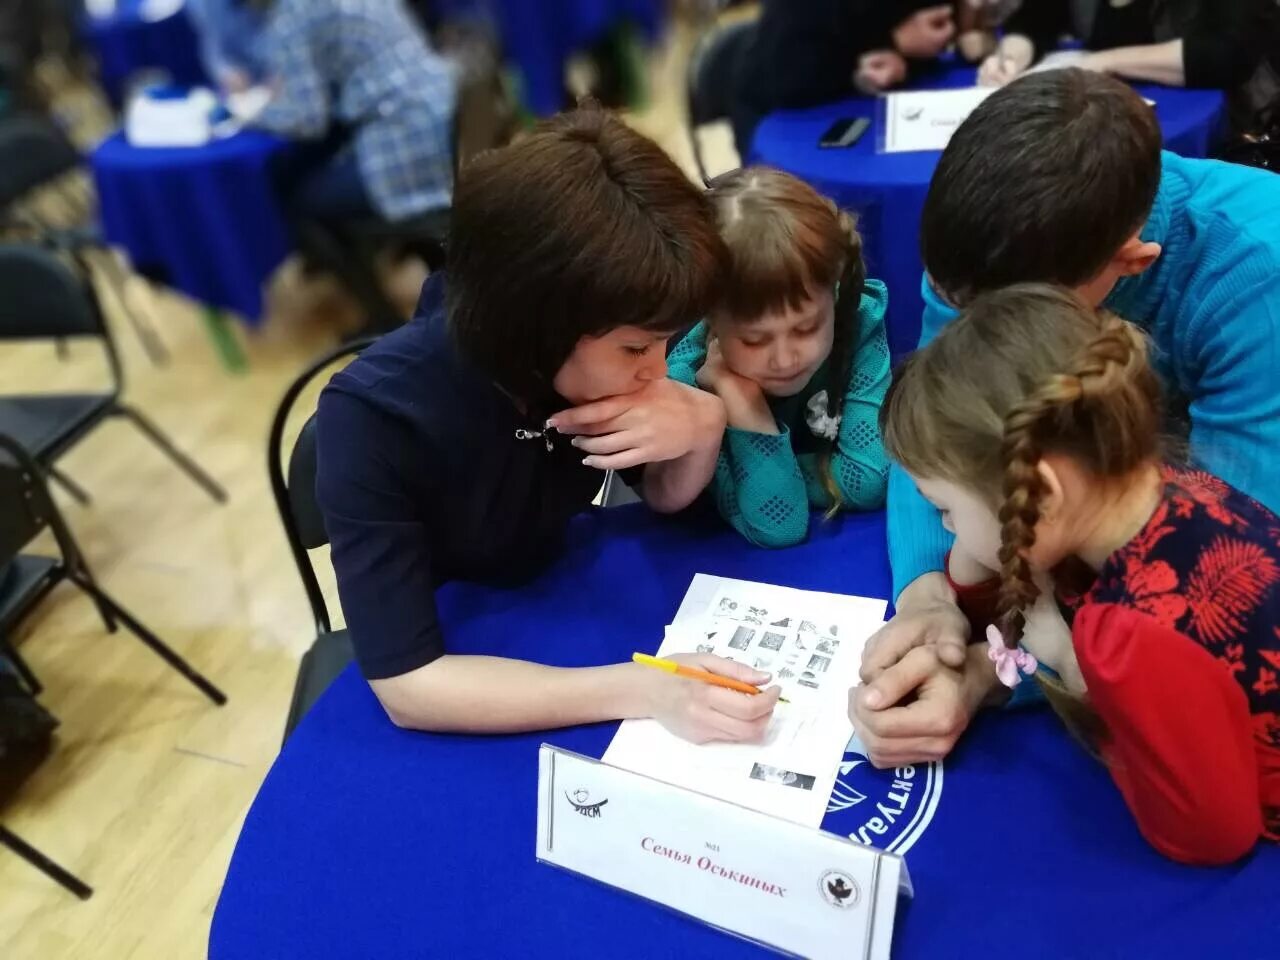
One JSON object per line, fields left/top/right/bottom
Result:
{"left": 0, "top": 20, "right": 739, "bottom": 960}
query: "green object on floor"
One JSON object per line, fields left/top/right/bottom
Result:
{"left": 201, "top": 307, "right": 248, "bottom": 374}
{"left": 609, "top": 22, "right": 648, "bottom": 112}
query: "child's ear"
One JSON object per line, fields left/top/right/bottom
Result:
{"left": 1035, "top": 459, "right": 1066, "bottom": 526}
{"left": 1114, "top": 237, "right": 1162, "bottom": 278}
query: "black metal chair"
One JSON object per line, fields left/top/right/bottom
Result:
{"left": 0, "top": 431, "right": 225, "bottom": 898}
{"left": 0, "top": 824, "right": 92, "bottom": 900}
{"left": 268, "top": 338, "right": 375, "bottom": 743}
{"left": 0, "top": 432, "right": 227, "bottom": 704}
{"left": 686, "top": 14, "right": 756, "bottom": 183}
{"left": 0, "top": 243, "right": 225, "bottom": 507}
{"left": 0, "top": 114, "right": 169, "bottom": 364}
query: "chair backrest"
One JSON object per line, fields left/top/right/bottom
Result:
{"left": 267, "top": 338, "right": 376, "bottom": 636}
{"left": 0, "top": 114, "right": 80, "bottom": 209}
{"left": 0, "top": 243, "right": 105, "bottom": 341}
{"left": 686, "top": 15, "right": 757, "bottom": 181}
{"left": 687, "top": 16, "right": 756, "bottom": 127}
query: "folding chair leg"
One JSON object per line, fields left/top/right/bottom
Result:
{"left": 0, "top": 826, "right": 93, "bottom": 899}
{"left": 47, "top": 465, "right": 91, "bottom": 505}
{"left": 66, "top": 571, "right": 227, "bottom": 705}
{"left": 74, "top": 551, "right": 118, "bottom": 634}
{"left": 93, "top": 250, "right": 170, "bottom": 366}
{"left": 0, "top": 638, "right": 41, "bottom": 696}
{"left": 112, "top": 406, "right": 228, "bottom": 504}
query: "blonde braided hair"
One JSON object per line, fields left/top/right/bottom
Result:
{"left": 995, "top": 321, "right": 1153, "bottom": 645}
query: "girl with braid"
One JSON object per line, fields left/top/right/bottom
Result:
{"left": 880, "top": 283, "right": 1280, "bottom": 865}
{"left": 667, "top": 168, "right": 891, "bottom": 548}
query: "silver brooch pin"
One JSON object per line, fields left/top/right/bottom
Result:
{"left": 515, "top": 427, "right": 555, "bottom": 452}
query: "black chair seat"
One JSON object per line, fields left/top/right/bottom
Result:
{"left": 0, "top": 555, "right": 58, "bottom": 633}
{"left": 0, "top": 393, "right": 113, "bottom": 462}
{"left": 283, "top": 629, "right": 355, "bottom": 740}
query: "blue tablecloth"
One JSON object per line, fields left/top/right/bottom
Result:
{"left": 433, "top": 0, "right": 665, "bottom": 115}
{"left": 91, "top": 130, "right": 291, "bottom": 324}
{"left": 82, "top": 1, "right": 209, "bottom": 106}
{"left": 748, "top": 68, "right": 1227, "bottom": 360}
{"left": 211, "top": 505, "right": 1279, "bottom": 959}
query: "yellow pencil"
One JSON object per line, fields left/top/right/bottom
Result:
{"left": 632, "top": 652, "right": 788, "bottom": 702}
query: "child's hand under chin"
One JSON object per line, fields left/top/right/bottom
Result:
{"left": 697, "top": 337, "right": 779, "bottom": 436}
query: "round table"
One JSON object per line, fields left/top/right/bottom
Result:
{"left": 90, "top": 129, "right": 291, "bottom": 329}
{"left": 748, "top": 68, "right": 1227, "bottom": 360}
{"left": 211, "top": 505, "right": 1279, "bottom": 959}
{"left": 81, "top": 0, "right": 209, "bottom": 106}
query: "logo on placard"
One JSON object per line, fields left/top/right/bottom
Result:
{"left": 825, "top": 733, "right": 943, "bottom": 855}
{"left": 818, "top": 869, "right": 859, "bottom": 908}
{"left": 565, "top": 788, "right": 608, "bottom": 819}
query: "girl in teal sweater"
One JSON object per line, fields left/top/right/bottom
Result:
{"left": 667, "top": 167, "right": 890, "bottom": 547}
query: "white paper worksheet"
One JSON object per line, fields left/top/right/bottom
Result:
{"left": 882, "top": 86, "right": 994, "bottom": 153}
{"left": 603, "top": 575, "right": 888, "bottom": 827}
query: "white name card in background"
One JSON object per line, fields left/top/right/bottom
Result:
{"left": 537, "top": 746, "right": 911, "bottom": 960}
{"left": 882, "top": 87, "right": 994, "bottom": 153}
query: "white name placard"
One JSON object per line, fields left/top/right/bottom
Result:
{"left": 536, "top": 745, "right": 911, "bottom": 960}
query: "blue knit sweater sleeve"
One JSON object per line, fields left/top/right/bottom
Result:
{"left": 886, "top": 275, "right": 956, "bottom": 599}
{"left": 1184, "top": 271, "right": 1280, "bottom": 515}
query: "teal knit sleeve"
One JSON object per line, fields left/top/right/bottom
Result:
{"left": 665, "top": 322, "right": 709, "bottom": 387}
{"left": 713, "top": 426, "right": 810, "bottom": 548}
{"left": 804, "top": 279, "right": 891, "bottom": 511}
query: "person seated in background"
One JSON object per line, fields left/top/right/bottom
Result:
{"left": 185, "top": 0, "right": 268, "bottom": 94}
{"left": 666, "top": 167, "right": 891, "bottom": 548}
{"left": 250, "top": 0, "right": 457, "bottom": 223}
{"left": 850, "top": 68, "right": 1280, "bottom": 770}
{"left": 727, "top": 0, "right": 957, "bottom": 156}
{"left": 978, "top": 0, "right": 1280, "bottom": 132}
{"left": 315, "top": 106, "right": 783, "bottom": 742}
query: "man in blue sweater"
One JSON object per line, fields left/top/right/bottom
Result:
{"left": 851, "top": 69, "right": 1280, "bottom": 766}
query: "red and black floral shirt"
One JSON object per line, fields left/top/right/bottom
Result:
{"left": 1061, "top": 466, "right": 1280, "bottom": 864}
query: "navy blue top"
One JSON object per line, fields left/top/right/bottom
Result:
{"left": 314, "top": 275, "right": 604, "bottom": 680}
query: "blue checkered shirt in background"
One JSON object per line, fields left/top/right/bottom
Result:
{"left": 253, "top": 0, "right": 457, "bottom": 220}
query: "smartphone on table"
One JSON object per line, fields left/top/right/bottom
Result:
{"left": 818, "top": 117, "right": 870, "bottom": 149}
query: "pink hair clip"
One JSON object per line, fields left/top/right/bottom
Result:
{"left": 986, "top": 625, "right": 1038, "bottom": 688}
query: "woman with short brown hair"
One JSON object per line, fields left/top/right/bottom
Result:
{"left": 315, "top": 106, "right": 782, "bottom": 741}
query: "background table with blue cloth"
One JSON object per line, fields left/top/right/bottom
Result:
{"left": 748, "top": 68, "right": 1227, "bottom": 360}
{"left": 81, "top": 1, "right": 209, "bottom": 106}
{"left": 210, "top": 506, "right": 1280, "bottom": 959}
{"left": 90, "top": 129, "right": 291, "bottom": 328}
{"left": 431, "top": 0, "right": 665, "bottom": 115}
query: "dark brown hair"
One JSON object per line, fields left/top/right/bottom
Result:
{"left": 447, "top": 104, "right": 727, "bottom": 404}
{"left": 881, "top": 285, "right": 1165, "bottom": 743}
{"left": 706, "top": 167, "right": 868, "bottom": 514}
{"left": 921, "top": 69, "right": 1163, "bottom": 306}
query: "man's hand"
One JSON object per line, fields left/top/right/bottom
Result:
{"left": 893, "top": 5, "right": 955, "bottom": 60}
{"left": 860, "top": 572, "right": 970, "bottom": 684}
{"left": 550, "top": 378, "right": 725, "bottom": 472}
{"left": 850, "top": 643, "right": 1002, "bottom": 767}
{"left": 855, "top": 50, "right": 909, "bottom": 94}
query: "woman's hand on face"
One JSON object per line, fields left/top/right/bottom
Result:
{"left": 639, "top": 653, "right": 781, "bottom": 744}
{"left": 549, "top": 378, "right": 726, "bottom": 471}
